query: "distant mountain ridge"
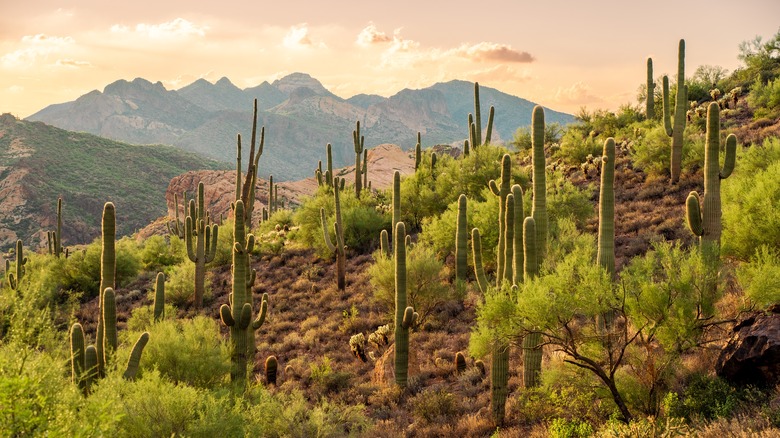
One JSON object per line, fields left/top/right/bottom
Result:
{"left": 28, "top": 73, "right": 575, "bottom": 180}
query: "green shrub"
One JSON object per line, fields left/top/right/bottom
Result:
{"left": 548, "top": 418, "right": 594, "bottom": 438}
{"left": 210, "top": 218, "right": 235, "bottom": 267}
{"left": 747, "top": 77, "right": 780, "bottom": 118}
{"left": 556, "top": 129, "right": 603, "bottom": 165}
{"left": 140, "top": 235, "right": 185, "bottom": 270}
{"left": 126, "top": 315, "right": 229, "bottom": 388}
{"left": 723, "top": 138, "right": 780, "bottom": 259}
{"left": 410, "top": 388, "right": 461, "bottom": 424}
{"left": 368, "top": 242, "right": 456, "bottom": 325}
{"left": 547, "top": 170, "right": 595, "bottom": 230}
{"left": 737, "top": 245, "right": 780, "bottom": 309}
{"left": 165, "top": 262, "right": 211, "bottom": 307}
{"left": 629, "top": 124, "right": 705, "bottom": 177}
{"left": 61, "top": 236, "right": 141, "bottom": 299}
{"left": 662, "top": 374, "right": 763, "bottom": 421}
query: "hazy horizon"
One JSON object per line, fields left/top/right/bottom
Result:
{"left": 2, "top": 0, "right": 779, "bottom": 118}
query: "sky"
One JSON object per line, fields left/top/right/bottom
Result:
{"left": 1, "top": 1, "right": 778, "bottom": 118}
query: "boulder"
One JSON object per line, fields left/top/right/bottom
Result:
{"left": 716, "top": 305, "right": 780, "bottom": 386}
{"left": 372, "top": 343, "right": 420, "bottom": 387}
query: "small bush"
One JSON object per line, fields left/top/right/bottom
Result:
{"left": 663, "top": 374, "right": 763, "bottom": 421}
{"left": 548, "top": 418, "right": 593, "bottom": 438}
{"left": 61, "top": 236, "right": 141, "bottom": 299}
{"left": 410, "top": 388, "right": 461, "bottom": 425}
{"left": 140, "top": 235, "right": 185, "bottom": 270}
{"left": 165, "top": 262, "right": 212, "bottom": 307}
{"left": 737, "top": 245, "right": 780, "bottom": 309}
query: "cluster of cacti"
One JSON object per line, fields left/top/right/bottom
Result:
{"left": 468, "top": 82, "right": 495, "bottom": 149}
{"left": 47, "top": 197, "right": 63, "bottom": 257}
{"left": 185, "top": 182, "right": 218, "bottom": 308}
{"left": 219, "top": 200, "right": 268, "bottom": 384}
{"left": 663, "top": 39, "right": 688, "bottom": 183}
{"left": 321, "top": 176, "right": 347, "bottom": 290}
{"left": 167, "top": 191, "right": 187, "bottom": 238}
{"left": 394, "top": 221, "right": 418, "bottom": 387}
{"left": 646, "top": 58, "right": 655, "bottom": 119}
{"left": 5, "top": 239, "right": 26, "bottom": 290}
{"left": 686, "top": 103, "right": 736, "bottom": 267}
{"left": 353, "top": 120, "right": 365, "bottom": 197}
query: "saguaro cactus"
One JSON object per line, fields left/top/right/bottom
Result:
{"left": 472, "top": 82, "right": 496, "bottom": 147}
{"left": 455, "top": 194, "right": 468, "bottom": 281}
{"left": 185, "top": 182, "right": 218, "bottom": 308}
{"left": 321, "top": 177, "right": 347, "bottom": 290}
{"left": 96, "top": 202, "right": 116, "bottom": 377}
{"left": 265, "top": 355, "right": 278, "bottom": 385}
{"left": 47, "top": 197, "right": 63, "bottom": 257}
{"left": 167, "top": 192, "right": 187, "bottom": 238}
{"left": 663, "top": 39, "right": 687, "bottom": 183}
{"left": 219, "top": 201, "right": 268, "bottom": 384}
{"left": 531, "top": 106, "right": 548, "bottom": 265}
{"left": 153, "top": 272, "right": 165, "bottom": 322}
{"left": 123, "top": 332, "right": 150, "bottom": 381}
{"left": 70, "top": 323, "right": 86, "bottom": 393}
{"left": 522, "top": 217, "right": 543, "bottom": 388}
{"left": 685, "top": 102, "right": 736, "bottom": 264}
{"left": 353, "top": 120, "right": 365, "bottom": 197}
{"left": 102, "top": 287, "right": 118, "bottom": 368}
{"left": 597, "top": 138, "right": 616, "bottom": 278}
{"left": 414, "top": 132, "right": 422, "bottom": 170}
{"left": 394, "top": 222, "right": 418, "bottom": 387}
{"left": 6, "top": 239, "right": 26, "bottom": 290}
{"left": 511, "top": 185, "right": 524, "bottom": 285}
{"left": 491, "top": 342, "right": 510, "bottom": 426}
{"left": 489, "top": 154, "right": 512, "bottom": 284}
{"left": 646, "top": 58, "right": 655, "bottom": 119}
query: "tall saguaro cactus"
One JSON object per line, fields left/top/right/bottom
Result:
{"left": 353, "top": 121, "right": 365, "bottom": 197}
{"left": 6, "top": 239, "right": 26, "bottom": 290}
{"left": 489, "top": 154, "right": 512, "bottom": 284}
{"left": 471, "top": 82, "right": 496, "bottom": 148}
{"left": 47, "top": 197, "right": 63, "bottom": 257}
{"left": 521, "top": 216, "right": 543, "bottom": 388}
{"left": 321, "top": 177, "right": 347, "bottom": 290}
{"left": 185, "top": 182, "right": 218, "bottom": 308}
{"left": 686, "top": 103, "right": 736, "bottom": 265}
{"left": 167, "top": 192, "right": 187, "bottom": 238}
{"left": 455, "top": 194, "right": 468, "bottom": 281}
{"left": 597, "top": 138, "right": 616, "bottom": 278}
{"left": 646, "top": 58, "right": 655, "bottom": 119}
{"left": 394, "top": 221, "right": 417, "bottom": 387}
{"left": 414, "top": 132, "right": 422, "bottom": 170}
{"left": 511, "top": 185, "right": 524, "bottom": 286}
{"left": 531, "top": 106, "right": 548, "bottom": 264}
{"left": 663, "top": 39, "right": 687, "bottom": 183}
{"left": 153, "top": 272, "right": 165, "bottom": 322}
{"left": 70, "top": 323, "right": 86, "bottom": 393}
{"left": 96, "top": 202, "right": 116, "bottom": 377}
{"left": 220, "top": 200, "right": 268, "bottom": 384}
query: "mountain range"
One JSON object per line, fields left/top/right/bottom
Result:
{"left": 28, "top": 73, "right": 575, "bottom": 181}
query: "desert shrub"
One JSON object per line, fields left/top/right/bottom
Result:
{"left": 737, "top": 245, "right": 780, "bottom": 309}
{"left": 556, "top": 129, "right": 603, "bottom": 165}
{"left": 86, "top": 370, "right": 245, "bottom": 438}
{"left": 630, "top": 124, "right": 705, "bottom": 177}
{"left": 662, "top": 374, "right": 765, "bottom": 421}
{"left": 308, "top": 355, "right": 352, "bottom": 394}
{"left": 547, "top": 170, "right": 595, "bottom": 230}
{"left": 722, "top": 138, "right": 780, "bottom": 259}
{"left": 512, "top": 122, "right": 564, "bottom": 152}
{"left": 165, "top": 261, "right": 212, "bottom": 307}
{"left": 257, "top": 208, "right": 295, "bottom": 234}
{"left": 419, "top": 187, "right": 500, "bottom": 266}
{"left": 210, "top": 218, "right": 235, "bottom": 267}
{"left": 125, "top": 301, "right": 177, "bottom": 331}
{"left": 140, "top": 235, "right": 185, "bottom": 270}
{"left": 0, "top": 342, "right": 81, "bottom": 436}
{"left": 126, "top": 315, "right": 229, "bottom": 388}
{"left": 747, "top": 77, "right": 780, "bottom": 119}
{"left": 409, "top": 388, "right": 461, "bottom": 424}
{"left": 61, "top": 236, "right": 141, "bottom": 299}
{"left": 368, "top": 242, "right": 457, "bottom": 326}
{"left": 548, "top": 418, "right": 594, "bottom": 438}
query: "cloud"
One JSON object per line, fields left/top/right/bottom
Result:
{"left": 110, "top": 18, "right": 208, "bottom": 39}
{"left": 552, "top": 82, "right": 604, "bottom": 105}
{"left": 470, "top": 64, "right": 532, "bottom": 83}
{"left": 283, "top": 23, "right": 326, "bottom": 49}
{"left": 356, "top": 23, "right": 392, "bottom": 46}
{"left": 1, "top": 34, "right": 75, "bottom": 68}
{"left": 54, "top": 58, "right": 92, "bottom": 68}
{"left": 8, "top": 85, "right": 24, "bottom": 93}
{"left": 453, "top": 42, "right": 534, "bottom": 63}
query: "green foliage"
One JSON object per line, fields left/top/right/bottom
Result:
{"left": 722, "top": 148, "right": 780, "bottom": 262}
{"left": 630, "top": 124, "right": 705, "bottom": 177}
{"left": 211, "top": 218, "right": 235, "bottom": 267}
{"left": 737, "top": 245, "right": 780, "bottom": 309}
{"left": 60, "top": 237, "right": 141, "bottom": 300}
{"left": 512, "top": 122, "right": 564, "bottom": 152}
{"left": 165, "top": 261, "right": 212, "bottom": 307}
{"left": 126, "top": 316, "right": 230, "bottom": 389}
{"left": 663, "top": 374, "right": 765, "bottom": 421}
{"left": 368, "top": 242, "right": 455, "bottom": 326}
{"left": 556, "top": 130, "right": 603, "bottom": 165}
{"left": 410, "top": 388, "right": 461, "bottom": 424}
{"left": 548, "top": 418, "right": 594, "bottom": 438}
{"left": 546, "top": 170, "right": 595, "bottom": 231}
{"left": 140, "top": 235, "right": 185, "bottom": 270}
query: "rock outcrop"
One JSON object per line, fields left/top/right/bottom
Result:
{"left": 716, "top": 305, "right": 780, "bottom": 387}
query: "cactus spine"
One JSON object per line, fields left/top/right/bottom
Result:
{"left": 597, "top": 138, "right": 616, "bottom": 278}
{"left": 153, "top": 272, "right": 165, "bottom": 322}
{"left": 455, "top": 194, "right": 468, "bottom": 281}
{"left": 685, "top": 102, "right": 736, "bottom": 264}
{"left": 219, "top": 200, "right": 268, "bottom": 384}
{"left": 489, "top": 154, "right": 512, "bottom": 285}
{"left": 185, "top": 182, "right": 218, "bottom": 308}
{"left": 6, "top": 239, "right": 26, "bottom": 290}
{"left": 646, "top": 58, "right": 655, "bottom": 119}
{"left": 663, "top": 39, "right": 687, "bottom": 183}
{"left": 521, "top": 216, "right": 542, "bottom": 388}
{"left": 353, "top": 121, "right": 365, "bottom": 197}
{"left": 531, "top": 106, "right": 548, "bottom": 265}
{"left": 394, "top": 221, "right": 417, "bottom": 387}
{"left": 321, "top": 177, "right": 346, "bottom": 290}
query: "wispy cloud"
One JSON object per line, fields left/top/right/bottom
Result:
{"left": 1, "top": 34, "right": 75, "bottom": 69}
{"left": 283, "top": 23, "right": 326, "bottom": 49}
{"left": 110, "top": 18, "right": 208, "bottom": 39}
{"left": 553, "top": 82, "right": 604, "bottom": 105}
{"left": 54, "top": 58, "right": 92, "bottom": 68}
{"left": 452, "top": 42, "right": 534, "bottom": 63}
{"left": 356, "top": 23, "right": 392, "bottom": 46}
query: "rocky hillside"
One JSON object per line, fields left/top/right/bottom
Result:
{"left": 0, "top": 114, "right": 227, "bottom": 251}
{"left": 27, "top": 74, "right": 575, "bottom": 181}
